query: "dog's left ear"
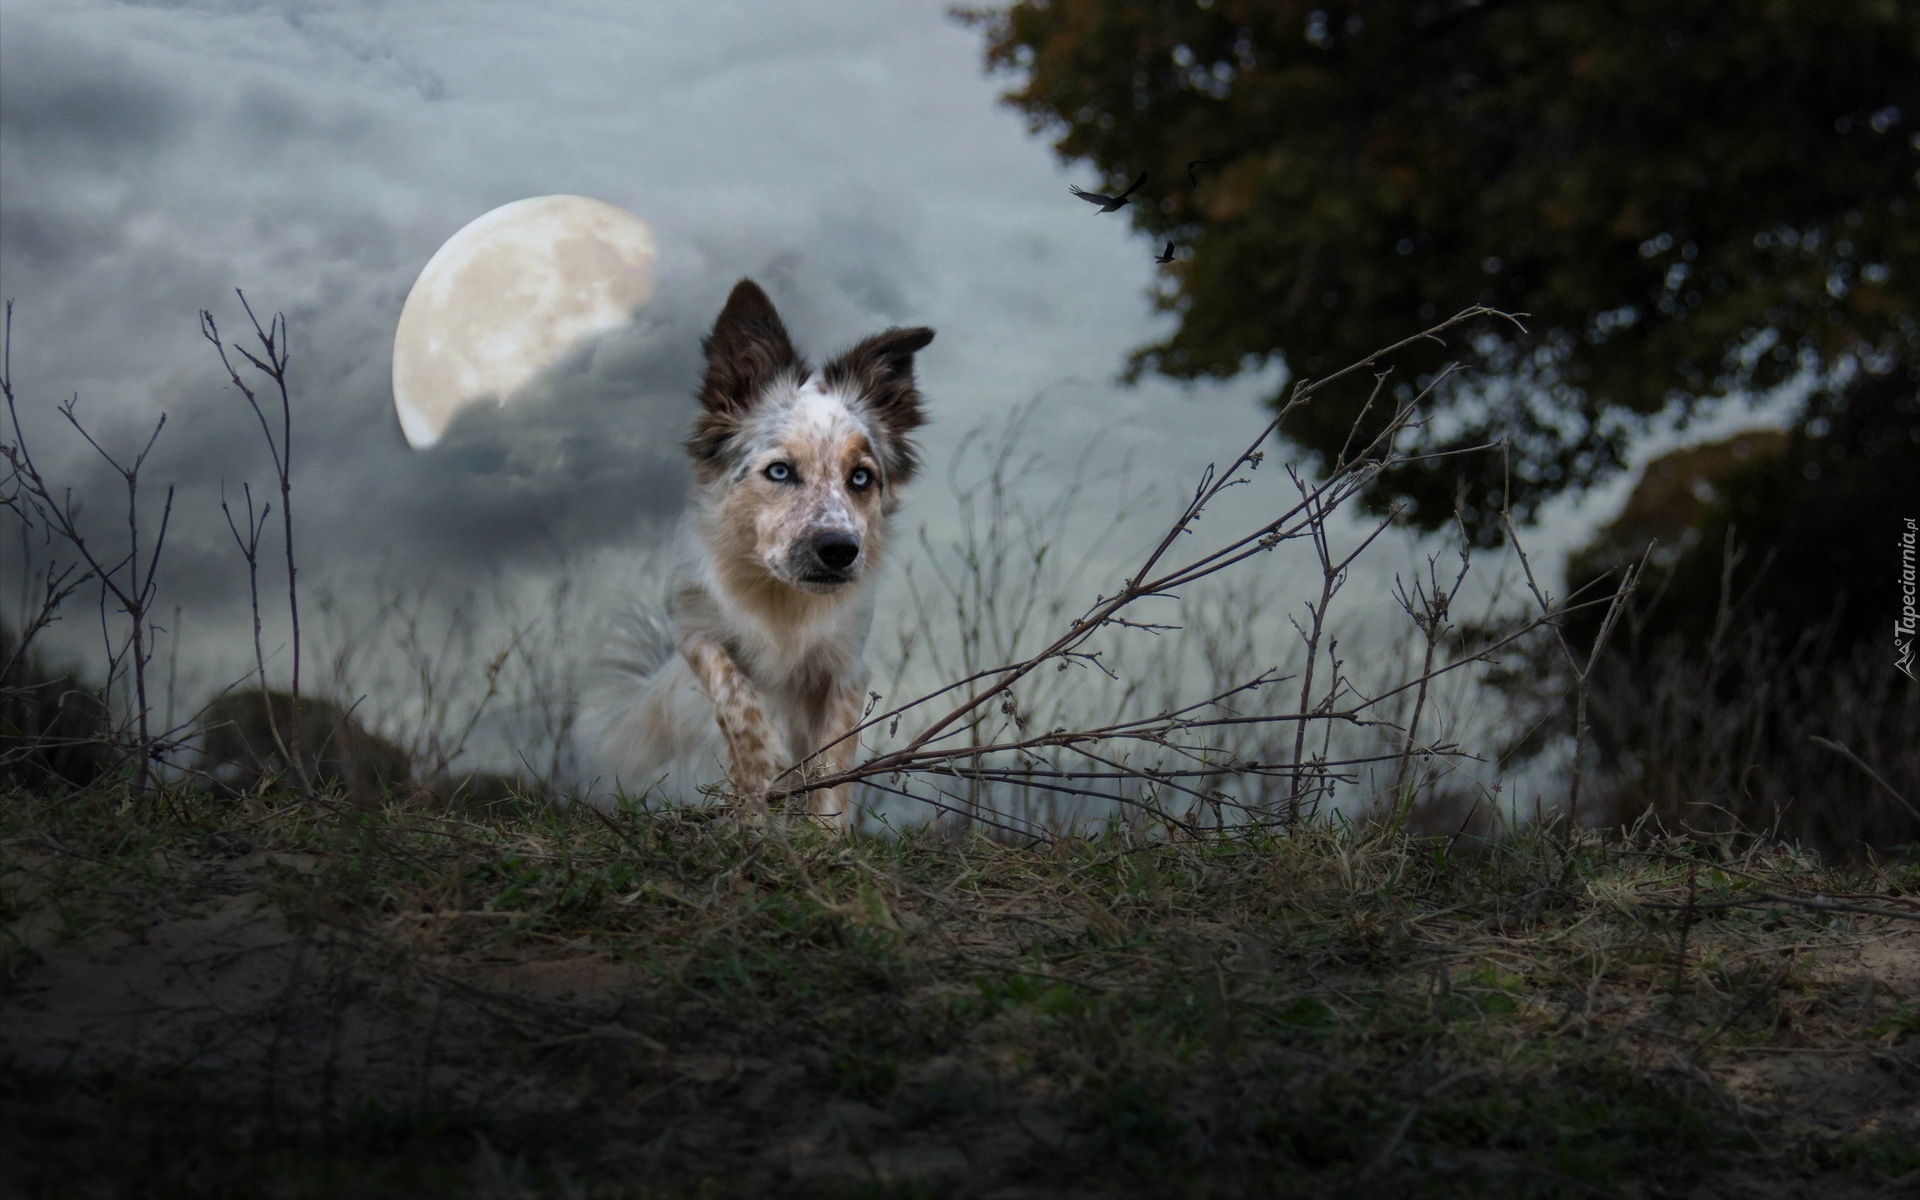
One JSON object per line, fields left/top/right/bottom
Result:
{"left": 822, "top": 327, "right": 935, "bottom": 483}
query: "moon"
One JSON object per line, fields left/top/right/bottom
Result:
{"left": 392, "top": 195, "right": 656, "bottom": 449}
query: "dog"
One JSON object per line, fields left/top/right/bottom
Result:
{"left": 590, "top": 279, "right": 933, "bottom": 828}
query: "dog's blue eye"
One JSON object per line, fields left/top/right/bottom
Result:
{"left": 849, "top": 467, "right": 872, "bottom": 490}
{"left": 765, "top": 462, "right": 793, "bottom": 483}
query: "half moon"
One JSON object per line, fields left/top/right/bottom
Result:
{"left": 392, "top": 195, "right": 657, "bottom": 449}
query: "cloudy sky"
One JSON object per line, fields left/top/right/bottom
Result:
{"left": 2, "top": 1, "right": 1276, "bottom": 596}
{"left": 2, "top": 0, "right": 1783, "bottom": 791}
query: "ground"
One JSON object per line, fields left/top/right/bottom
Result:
{"left": 2, "top": 789, "right": 1917, "bottom": 1198}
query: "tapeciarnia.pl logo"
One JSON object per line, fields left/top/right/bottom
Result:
{"left": 1899, "top": 516, "right": 1917, "bottom": 680}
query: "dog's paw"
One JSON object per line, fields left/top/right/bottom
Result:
{"left": 696, "top": 774, "right": 769, "bottom": 830}
{"left": 717, "top": 785, "right": 773, "bottom": 830}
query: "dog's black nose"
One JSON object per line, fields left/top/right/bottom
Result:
{"left": 814, "top": 532, "right": 860, "bottom": 571}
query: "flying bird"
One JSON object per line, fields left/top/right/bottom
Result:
{"left": 1187, "top": 159, "right": 1213, "bottom": 186}
{"left": 1154, "top": 242, "right": 1176, "bottom": 263}
{"left": 1069, "top": 171, "right": 1147, "bottom": 213}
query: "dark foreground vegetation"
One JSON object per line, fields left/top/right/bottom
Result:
{"left": 5, "top": 784, "right": 1917, "bottom": 1199}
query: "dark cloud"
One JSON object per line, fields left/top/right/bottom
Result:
{"left": 0, "top": 17, "right": 184, "bottom": 155}
{"left": 0, "top": 17, "right": 185, "bottom": 277}
{"left": 351, "top": 305, "right": 708, "bottom": 571}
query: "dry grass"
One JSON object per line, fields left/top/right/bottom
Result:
{"left": 4, "top": 783, "right": 1917, "bottom": 1198}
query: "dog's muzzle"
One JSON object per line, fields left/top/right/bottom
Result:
{"left": 799, "top": 531, "right": 861, "bottom": 583}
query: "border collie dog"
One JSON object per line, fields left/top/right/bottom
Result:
{"left": 591, "top": 280, "right": 933, "bottom": 828}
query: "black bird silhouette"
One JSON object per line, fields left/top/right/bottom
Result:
{"left": 1069, "top": 171, "right": 1147, "bottom": 213}
{"left": 1154, "top": 242, "right": 1176, "bottom": 263}
{"left": 1187, "top": 160, "right": 1212, "bottom": 186}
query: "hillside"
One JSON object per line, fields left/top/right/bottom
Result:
{"left": 4, "top": 787, "right": 1917, "bottom": 1197}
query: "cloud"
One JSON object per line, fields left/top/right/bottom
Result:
{"left": 0, "top": 17, "right": 185, "bottom": 158}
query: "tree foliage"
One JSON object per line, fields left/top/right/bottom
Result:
{"left": 965, "top": 0, "right": 1920, "bottom": 536}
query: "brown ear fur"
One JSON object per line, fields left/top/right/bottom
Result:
{"left": 820, "top": 327, "right": 935, "bottom": 483}
{"left": 688, "top": 280, "right": 807, "bottom": 471}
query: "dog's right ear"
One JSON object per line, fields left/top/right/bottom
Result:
{"left": 690, "top": 280, "right": 804, "bottom": 475}
{"left": 698, "top": 280, "right": 802, "bottom": 416}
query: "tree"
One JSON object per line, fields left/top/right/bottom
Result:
{"left": 964, "top": 0, "right": 1920, "bottom": 538}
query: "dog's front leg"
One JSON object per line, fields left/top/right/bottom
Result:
{"left": 803, "top": 679, "right": 868, "bottom": 831}
{"left": 681, "top": 637, "right": 778, "bottom": 817}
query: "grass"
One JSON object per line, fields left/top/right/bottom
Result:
{"left": 3, "top": 785, "right": 1918, "bottom": 1198}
